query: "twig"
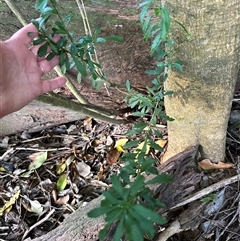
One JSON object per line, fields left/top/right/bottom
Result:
{"left": 21, "top": 209, "right": 55, "bottom": 241}
{"left": 169, "top": 174, "right": 240, "bottom": 210}
{"left": 15, "top": 147, "right": 69, "bottom": 152}
{"left": 0, "top": 147, "right": 14, "bottom": 160}
{"left": 4, "top": 0, "right": 124, "bottom": 124}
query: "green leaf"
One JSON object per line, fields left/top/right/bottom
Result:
{"left": 31, "top": 19, "right": 39, "bottom": 29}
{"left": 130, "top": 175, "right": 145, "bottom": 196}
{"left": 126, "top": 79, "right": 131, "bottom": 92}
{"left": 131, "top": 112, "right": 148, "bottom": 117}
{"left": 37, "top": 43, "right": 48, "bottom": 57}
{"left": 143, "top": 14, "right": 152, "bottom": 33}
{"left": 28, "top": 151, "right": 48, "bottom": 171}
{"left": 126, "top": 122, "right": 148, "bottom": 136}
{"left": 150, "top": 34, "right": 161, "bottom": 55}
{"left": 139, "top": 0, "right": 150, "bottom": 9}
{"left": 32, "top": 37, "right": 46, "bottom": 45}
{"left": 64, "top": 13, "right": 74, "bottom": 26}
{"left": 105, "top": 208, "right": 123, "bottom": 223}
{"left": 52, "top": 27, "right": 67, "bottom": 35}
{"left": 173, "top": 61, "right": 183, "bottom": 72}
{"left": 99, "top": 225, "right": 110, "bottom": 241}
{"left": 123, "top": 140, "right": 140, "bottom": 149}
{"left": 105, "top": 35, "right": 124, "bottom": 42}
{"left": 59, "top": 51, "right": 65, "bottom": 66}
{"left": 57, "top": 173, "right": 68, "bottom": 191}
{"left": 148, "top": 141, "right": 163, "bottom": 151}
{"left": 140, "top": 157, "right": 156, "bottom": 172}
{"left": 113, "top": 217, "right": 124, "bottom": 241}
{"left": 140, "top": 5, "right": 149, "bottom": 23}
{"left": 110, "top": 175, "right": 124, "bottom": 196}
{"left": 131, "top": 224, "right": 144, "bottom": 241}
{"left": 146, "top": 173, "right": 172, "bottom": 185}
{"left": 72, "top": 55, "right": 87, "bottom": 76}
{"left": 35, "top": 0, "right": 48, "bottom": 10}
{"left": 88, "top": 206, "right": 114, "bottom": 218}
{"left": 133, "top": 204, "right": 167, "bottom": 224}
{"left": 49, "top": 41, "right": 59, "bottom": 54}
{"left": 161, "top": 7, "right": 170, "bottom": 35}
{"left": 103, "top": 190, "right": 121, "bottom": 203}
{"left": 46, "top": 51, "right": 56, "bottom": 60}
{"left": 96, "top": 37, "right": 106, "bottom": 43}
{"left": 119, "top": 170, "right": 130, "bottom": 185}
{"left": 145, "top": 165, "right": 159, "bottom": 175}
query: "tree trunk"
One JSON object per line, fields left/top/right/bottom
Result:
{"left": 163, "top": 0, "right": 240, "bottom": 163}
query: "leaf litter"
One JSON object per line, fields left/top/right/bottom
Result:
{"left": 0, "top": 117, "right": 132, "bottom": 241}
{"left": 0, "top": 103, "right": 240, "bottom": 241}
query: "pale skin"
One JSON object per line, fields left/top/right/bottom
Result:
{"left": 0, "top": 23, "right": 66, "bottom": 118}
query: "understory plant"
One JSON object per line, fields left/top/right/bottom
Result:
{"left": 31, "top": 0, "right": 186, "bottom": 240}
{"left": 88, "top": 1, "right": 186, "bottom": 240}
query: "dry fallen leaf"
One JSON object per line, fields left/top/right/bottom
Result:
{"left": 198, "top": 159, "right": 235, "bottom": 170}
{"left": 0, "top": 190, "right": 20, "bottom": 215}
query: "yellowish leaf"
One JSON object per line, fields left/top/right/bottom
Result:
{"left": 56, "top": 161, "right": 67, "bottom": 175}
{"left": 57, "top": 173, "right": 68, "bottom": 191}
{"left": 115, "top": 138, "right": 128, "bottom": 153}
{"left": 155, "top": 139, "right": 167, "bottom": 148}
{"left": 135, "top": 141, "right": 150, "bottom": 154}
{"left": 0, "top": 190, "right": 20, "bottom": 215}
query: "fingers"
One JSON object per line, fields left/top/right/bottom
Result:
{"left": 41, "top": 77, "right": 66, "bottom": 94}
{"left": 38, "top": 55, "right": 60, "bottom": 75}
{"left": 11, "top": 22, "right": 39, "bottom": 46}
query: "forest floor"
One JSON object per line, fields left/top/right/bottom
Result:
{"left": 0, "top": 75, "right": 240, "bottom": 241}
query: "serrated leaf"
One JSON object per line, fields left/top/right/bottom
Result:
{"left": 57, "top": 173, "right": 68, "bottom": 191}
{"left": 28, "top": 151, "right": 48, "bottom": 171}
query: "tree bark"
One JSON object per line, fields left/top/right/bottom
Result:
{"left": 163, "top": 0, "right": 240, "bottom": 163}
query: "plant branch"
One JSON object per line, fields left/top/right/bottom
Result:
{"left": 4, "top": 0, "right": 126, "bottom": 124}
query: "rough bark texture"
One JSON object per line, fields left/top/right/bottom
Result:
{"left": 163, "top": 0, "right": 240, "bottom": 162}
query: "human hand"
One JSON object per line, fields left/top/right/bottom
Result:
{"left": 0, "top": 22, "right": 66, "bottom": 118}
